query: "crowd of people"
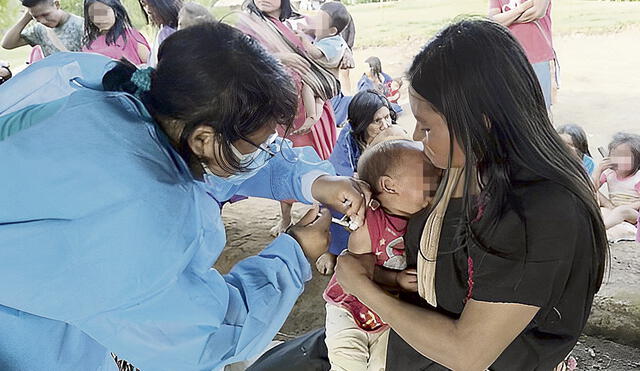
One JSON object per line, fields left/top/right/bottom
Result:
{"left": 0, "top": 0, "right": 638, "bottom": 370}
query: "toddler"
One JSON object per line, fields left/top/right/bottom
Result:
{"left": 324, "top": 140, "right": 442, "bottom": 371}
{"left": 594, "top": 132, "right": 640, "bottom": 241}
{"left": 557, "top": 124, "right": 596, "bottom": 175}
{"left": 294, "top": 1, "right": 350, "bottom": 134}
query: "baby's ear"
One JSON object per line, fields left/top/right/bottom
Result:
{"left": 380, "top": 175, "right": 397, "bottom": 194}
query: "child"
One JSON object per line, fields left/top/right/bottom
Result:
{"left": 386, "top": 78, "right": 402, "bottom": 104}
{"left": 557, "top": 124, "right": 596, "bottom": 175}
{"left": 324, "top": 140, "right": 442, "bottom": 371}
{"left": 594, "top": 132, "right": 640, "bottom": 241}
{"left": 293, "top": 1, "right": 350, "bottom": 135}
{"left": 82, "top": 0, "right": 150, "bottom": 65}
{"left": 1, "top": 0, "right": 84, "bottom": 57}
{"left": 177, "top": 2, "right": 215, "bottom": 30}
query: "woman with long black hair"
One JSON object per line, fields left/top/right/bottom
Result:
{"left": 335, "top": 18, "right": 608, "bottom": 370}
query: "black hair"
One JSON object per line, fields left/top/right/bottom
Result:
{"left": 21, "top": 0, "right": 54, "bottom": 7}
{"left": 408, "top": 18, "right": 608, "bottom": 291}
{"left": 244, "top": 0, "right": 296, "bottom": 21}
{"left": 557, "top": 124, "right": 592, "bottom": 158}
{"left": 103, "top": 22, "right": 298, "bottom": 174}
{"left": 320, "top": 1, "right": 350, "bottom": 35}
{"left": 138, "top": 0, "right": 182, "bottom": 28}
{"left": 348, "top": 89, "right": 397, "bottom": 153}
{"left": 84, "top": 0, "right": 133, "bottom": 47}
{"left": 364, "top": 56, "right": 382, "bottom": 77}
{"left": 609, "top": 132, "right": 640, "bottom": 176}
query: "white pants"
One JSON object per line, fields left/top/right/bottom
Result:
{"left": 325, "top": 303, "right": 389, "bottom": 371}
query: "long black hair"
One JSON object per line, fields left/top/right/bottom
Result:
{"left": 348, "top": 89, "right": 397, "bottom": 153}
{"left": 138, "top": 0, "right": 182, "bottom": 28}
{"left": 408, "top": 18, "right": 608, "bottom": 290}
{"left": 244, "top": 0, "right": 297, "bottom": 21}
{"left": 103, "top": 22, "right": 298, "bottom": 174}
{"left": 84, "top": 0, "right": 133, "bottom": 47}
{"left": 557, "top": 124, "right": 592, "bottom": 158}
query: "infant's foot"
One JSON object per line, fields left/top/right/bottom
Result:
{"left": 315, "top": 251, "right": 337, "bottom": 275}
{"left": 270, "top": 217, "right": 291, "bottom": 237}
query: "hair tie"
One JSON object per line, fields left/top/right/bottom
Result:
{"left": 131, "top": 67, "right": 154, "bottom": 98}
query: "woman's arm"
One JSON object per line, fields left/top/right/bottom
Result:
{"left": 336, "top": 253, "right": 538, "bottom": 371}
{"left": 515, "top": 0, "right": 551, "bottom": 24}
{"left": 488, "top": 0, "right": 533, "bottom": 27}
{"left": 137, "top": 42, "right": 150, "bottom": 64}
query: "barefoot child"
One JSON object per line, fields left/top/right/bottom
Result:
{"left": 324, "top": 140, "right": 442, "bottom": 370}
{"left": 594, "top": 132, "right": 640, "bottom": 240}
{"left": 294, "top": 1, "right": 349, "bottom": 135}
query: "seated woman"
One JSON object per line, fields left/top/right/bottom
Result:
{"left": 82, "top": 0, "right": 150, "bottom": 65}
{"left": 315, "top": 89, "right": 400, "bottom": 275}
{"left": 594, "top": 132, "right": 640, "bottom": 242}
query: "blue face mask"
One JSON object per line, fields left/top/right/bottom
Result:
{"left": 201, "top": 134, "right": 277, "bottom": 201}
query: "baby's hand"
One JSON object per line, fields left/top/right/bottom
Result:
{"left": 396, "top": 268, "right": 418, "bottom": 292}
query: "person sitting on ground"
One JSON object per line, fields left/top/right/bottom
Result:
{"left": 557, "top": 123, "right": 596, "bottom": 175}
{"left": 324, "top": 139, "right": 442, "bottom": 371}
{"left": 357, "top": 56, "right": 403, "bottom": 114}
{"left": 138, "top": 0, "right": 183, "bottom": 67}
{"left": 316, "top": 90, "right": 398, "bottom": 275}
{"left": 0, "top": 62, "right": 12, "bottom": 86}
{"left": 387, "top": 77, "right": 402, "bottom": 105}
{"left": 294, "top": 1, "right": 350, "bottom": 135}
{"left": 1, "top": 0, "right": 84, "bottom": 58}
{"left": 594, "top": 132, "right": 640, "bottom": 241}
{"left": 178, "top": 2, "right": 215, "bottom": 30}
{"left": 82, "top": 0, "right": 150, "bottom": 65}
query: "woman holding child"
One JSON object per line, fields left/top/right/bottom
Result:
{"left": 333, "top": 18, "right": 609, "bottom": 370}
{"left": 0, "top": 23, "right": 368, "bottom": 370}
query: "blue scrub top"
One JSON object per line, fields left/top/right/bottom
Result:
{"left": 0, "top": 53, "right": 334, "bottom": 370}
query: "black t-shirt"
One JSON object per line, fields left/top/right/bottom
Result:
{"left": 386, "top": 173, "right": 599, "bottom": 370}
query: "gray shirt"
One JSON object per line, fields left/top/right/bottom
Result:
{"left": 21, "top": 14, "right": 84, "bottom": 57}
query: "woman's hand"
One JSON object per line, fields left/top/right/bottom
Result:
{"left": 275, "top": 52, "right": 311, "bottom": 76}
{"left": 396, "top": 268, "right": 418, "bottom": 292}
{"left": 311, "top": 175, "right": 371, "bottom": 229}
{"left": 335, "top": 251, "right": 377, "bottom": 296}
{"left": 286, "top": 206, "right": 331, "bottom": 262}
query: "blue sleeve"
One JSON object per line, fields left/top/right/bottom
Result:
{"left": 328, "top": 129, "right": 356, "bottom": 177}
{"left": 583, "top": 155, "right": 596, "bottom": 176}
{"left": 315, "top": 36, "right": 346, "bottom": 67}
{"left": 0, "top": 98, "right": 67, "bottom": 141}
{"left": 236, "top": 143, "right": 335, "bottom": 203}
{"left": 74, "top": 233, "right": 311, "bottom": 370}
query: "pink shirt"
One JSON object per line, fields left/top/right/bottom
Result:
{"left": 599, "top": 169, "right": 640, "bottom": 207}
{"left": 324, "top": 207, "right": 407, "bottom": 333}
{"left": 83, "top": 28, "right": 150, "bottom": 65}
{"left": 489, "top": 0, "right": 554, "bottom": 64}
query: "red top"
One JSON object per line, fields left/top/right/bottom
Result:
{"left": 324, "top": 207, "right": 407, "bottom": 333}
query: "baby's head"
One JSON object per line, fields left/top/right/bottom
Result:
{"left": 178, "top": 2, "right": 214, "bottom": 30}
{"left": 367, "top": 125, "right": 410, "bottom": 148}
{"left": 608, "top": 132, "right": 640, "bottom": 177}
{"left": 358, "top": 140, "right": 442, "bottom": 217}
{"left": 314, "top": 1, "right": 350, "bottom": 40}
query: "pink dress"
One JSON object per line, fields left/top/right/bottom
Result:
{"left": 269, "top": 18, "right": 337, "bottom": 160}
{"left": 83, "top": 28, "right": 150, "bottom": 66}
{"left": 324, "top": 207, "right": 407, "bottom": 333}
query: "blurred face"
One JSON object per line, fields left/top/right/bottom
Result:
{"left": 378, "top": 148, "right": 442, "bottom": 217}
{"left": 88, "top": 2, "right": 116, "bottom": 33}
{"left": 255, "top": 0, "right": 282, "bottom": 17}
{"left": 410, "top": 87, "right": 465, "bottom": 169}
{"left": 365, "top": 106, "right": 392, "bottom": 144}
{"left": 28, "top": 1, "right": 63, "bottom": 28}
{"left": 610, "top": 143, "right": 635, "bottom": 175}
{"left": 559, "top": 133, "right": 581, "bottom": 159}
{"left": 313, "top": 10, "right": 335, "bottom": 39}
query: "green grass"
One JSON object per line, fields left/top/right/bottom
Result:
{"left": 2, "top": 0, "right": 640, "bottom": 68}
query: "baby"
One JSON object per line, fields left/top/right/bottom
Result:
{"left": 177, "top": 2, "right": 215, "bottom": 30}
{"left": 294, "top": 1, "right": 350, "bottom": 134}
{"left": 324, "top": 139, "right": 442, "bottom": 370}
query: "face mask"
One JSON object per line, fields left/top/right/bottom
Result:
{"left": 200, "top": 135, "right": 277, "bottom": 201}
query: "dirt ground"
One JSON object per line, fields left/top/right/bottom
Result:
{"left": 216, "top": 29, "right": 640, "bottom": 369}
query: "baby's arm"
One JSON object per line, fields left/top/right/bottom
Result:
{"left": 347, "top": 220, "right": 372, "bottom": 255}
{"left": 295, "top": 31, "right": 324, "bottom": 60}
